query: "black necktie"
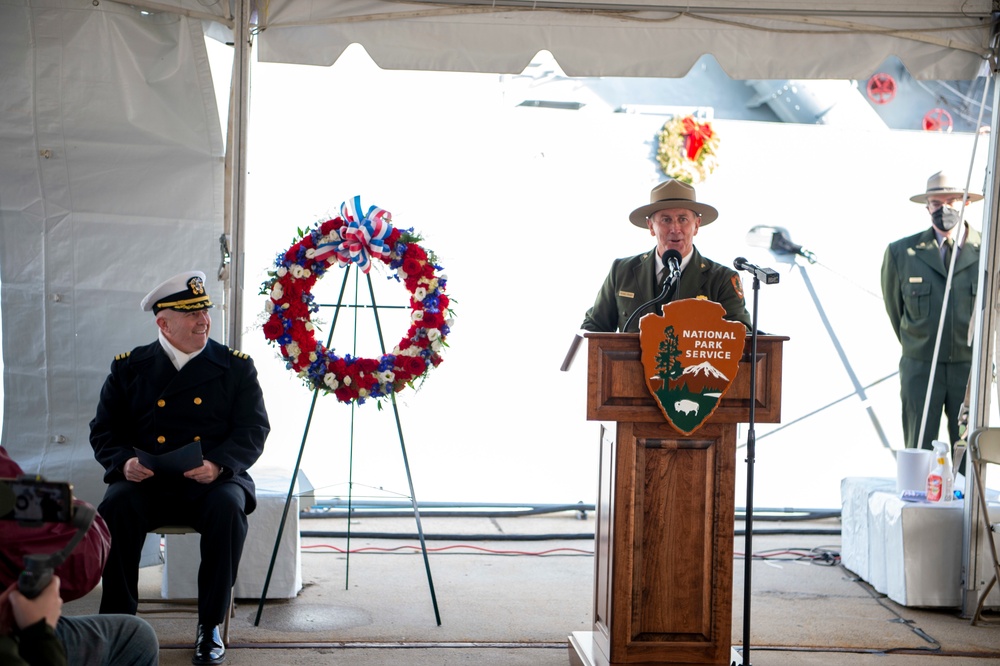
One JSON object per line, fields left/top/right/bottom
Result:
{"left": 943, "top": 238, "right": 954, "bottom": 267}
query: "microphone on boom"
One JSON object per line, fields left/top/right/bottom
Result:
{"left": 734, "top": 257, "right": 780, "bottom": 284}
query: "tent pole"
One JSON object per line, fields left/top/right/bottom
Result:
{"left": 963, "top": 44, "right": 1000, "bottom": 618}
{"left": 225, "top": 0, "right": 251, "bottom": 348}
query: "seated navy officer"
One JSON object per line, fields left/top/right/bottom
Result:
{"left": 90, "top": 270, "right": 270, "bottom": 666}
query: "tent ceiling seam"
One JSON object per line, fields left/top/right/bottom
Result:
{"left": 106, "top": 0, "right": 234, "bottom": 28}
{"left": 692, "top": 13, "right": 995, "bottom": 57}
{"left": 275, "top": 0, "right": 994, "bottom": 19}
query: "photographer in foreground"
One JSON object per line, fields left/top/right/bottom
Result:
{"left": 0, "top": 575, "right": 65, "bottom": 666}
{"left": 1, "top": 447, "right": 159, "bottom": 665}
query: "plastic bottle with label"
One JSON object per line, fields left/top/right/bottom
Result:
{"left": 926, "top": 440, "right": 954, "bottom": 503}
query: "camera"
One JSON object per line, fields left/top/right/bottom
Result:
{"left": 0, "top": 478, "right": 74, "bottom": 524}
{"left": 0, "top": 476, "right": 92, "bottom": 599}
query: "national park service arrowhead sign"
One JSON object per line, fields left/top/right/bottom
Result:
{"left": 639, "top": 299, "right": 746, "bottom": 435}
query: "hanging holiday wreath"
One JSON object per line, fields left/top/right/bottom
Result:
{"left": 260, "top": 196, "right": 452, "bottom": 405}
{"left": 655, "top": 115, "right": 720, "bottom": 184}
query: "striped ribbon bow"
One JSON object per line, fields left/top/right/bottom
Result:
{"left": 317, "top": 196, "right": 393, "bottom": 273}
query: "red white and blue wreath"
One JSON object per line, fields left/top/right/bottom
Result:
{"left": 261, "top": 196, "right": 452, "bottom": 405}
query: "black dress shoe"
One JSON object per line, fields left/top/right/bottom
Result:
{"left": 192, "top": 624, "right": 226, "bottom": 665}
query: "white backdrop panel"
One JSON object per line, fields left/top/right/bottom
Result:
{"left": 0, "top": 0, "right": 224, "bottom": 507}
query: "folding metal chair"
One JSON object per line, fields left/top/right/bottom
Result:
{"left": 967, "top": 429, "right": 1000, "bottom": 624}
{"left": 138, "top": 525, "right": 235, "bottom": 643}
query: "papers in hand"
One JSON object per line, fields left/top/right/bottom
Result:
{"left": 135, "top": 440, "right": 203, "bottom": 475}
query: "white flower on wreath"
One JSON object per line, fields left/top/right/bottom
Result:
{"left": 427, "top": 328, "right": 441, "bottom": 342}
{"left": 412, "top": 310, "right": 424, "bottom": 322}
{"left": 290, "top": 264, "right": 306, "bottom": 279}
{"left": 264, "top": 300, "right": 274, "bottom": 314}
{"left": 271, "top": 283, "right": 284, "bottom": 300}
{"left": 323, "top": 373, "right": 339, "bottom": 390}
{"left": 285, "top": 342, "right": 300, "bottom": 358}
{"left": 413, "top": 287, "right": 427, "bottom": 301}
{"left": 377, "top": 369, "right": 395, "bottom": 383}
{"left": 276, "top": 267, "right": 288, "bottom": 277}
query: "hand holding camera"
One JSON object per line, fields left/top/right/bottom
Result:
{"left": 0, "top": 477, "right": 96, "bottom": 599}
{"left": 1, "top": 575, "right": 63, "bottom": 634}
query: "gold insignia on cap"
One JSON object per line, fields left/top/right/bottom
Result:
{"left": 188, "top": 276, "right": 206, "bottom": 295}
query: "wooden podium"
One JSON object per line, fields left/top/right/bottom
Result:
{"left": 569, "top": 333, "right": 786, "bottom": 666}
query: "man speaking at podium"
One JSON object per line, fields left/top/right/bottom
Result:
{"left": 581, "top": 179, "right": 751, "bottom": 333}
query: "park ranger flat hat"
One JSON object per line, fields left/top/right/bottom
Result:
{"left": 909, "top": 170, "right": 983, "bottom": 204}
{"left": 629, "top": 179, "right": 719, "bottom": 227}
{"left": 140, "top": 270, "right": 214, "bottom": 314}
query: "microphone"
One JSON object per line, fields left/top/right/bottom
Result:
{"left": 734, "top": 257, "right": 780, "bottom": 285}
{"left": 662, "top": 249, "right": 682, "bottom": 280}
{"left": 769, "top": 231, "right": 817, "bottom": 264}
{"left": 621, "top": 249, "right": 683, "bottom": 331}
{"left": 745, "top": 225, "right": 817, "bottom": 264}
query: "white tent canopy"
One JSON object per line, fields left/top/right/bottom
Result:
{"left": 1, "top": 0, "right": 999, "bottom": 618}
{"left": 137, "top": 0, "right": 997, "bottom": 77}
{"left": 254, "top": 0, "right": 994, "bottom": 78}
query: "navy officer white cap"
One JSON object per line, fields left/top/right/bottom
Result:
{"left": 140, "top": 270, "right": 214, "bottom": 314}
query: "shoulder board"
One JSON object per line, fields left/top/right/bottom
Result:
{"left": 114, "top": 351, "right": 131, "bottom": 361}
{"left": 230, "top": 348, "right": 250, "bottom": 360}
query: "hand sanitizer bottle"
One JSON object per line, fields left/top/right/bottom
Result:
{"left": 926, "top": 440, "right": 954, "bottom": 503}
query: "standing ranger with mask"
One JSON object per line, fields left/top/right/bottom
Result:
{"left": 881, "top": 171, "right": 983, "bottom": 452}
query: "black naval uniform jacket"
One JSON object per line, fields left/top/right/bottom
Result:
{"left": 581, "top": 246, "right": 752, "bottom": 333}
{"left": 90, "top": 338, "right": 270, "bottom": 513}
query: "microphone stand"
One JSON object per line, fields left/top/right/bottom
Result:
{"left": 621, "top": 271, "right": 679, "bottom": 331}
{"left": 740, "top": 273, "right": 762, "bottom": 666}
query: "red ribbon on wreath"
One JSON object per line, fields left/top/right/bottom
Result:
{"left": 682, "top": 116, "right": 714, "bottom": 161}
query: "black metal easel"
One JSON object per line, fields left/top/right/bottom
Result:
{"left": 253, "top": 264, "right": 441, "bottom": 627}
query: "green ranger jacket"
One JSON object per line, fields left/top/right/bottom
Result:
{"left": 880, "top": 225, "right": 981, "bottom": 363}
{"left": 581, "top": 246, "right": 752, "bottom": 333}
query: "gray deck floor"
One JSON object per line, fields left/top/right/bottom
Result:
{"left": 62, "top": 512, "right": 1000, "bottom": 665}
